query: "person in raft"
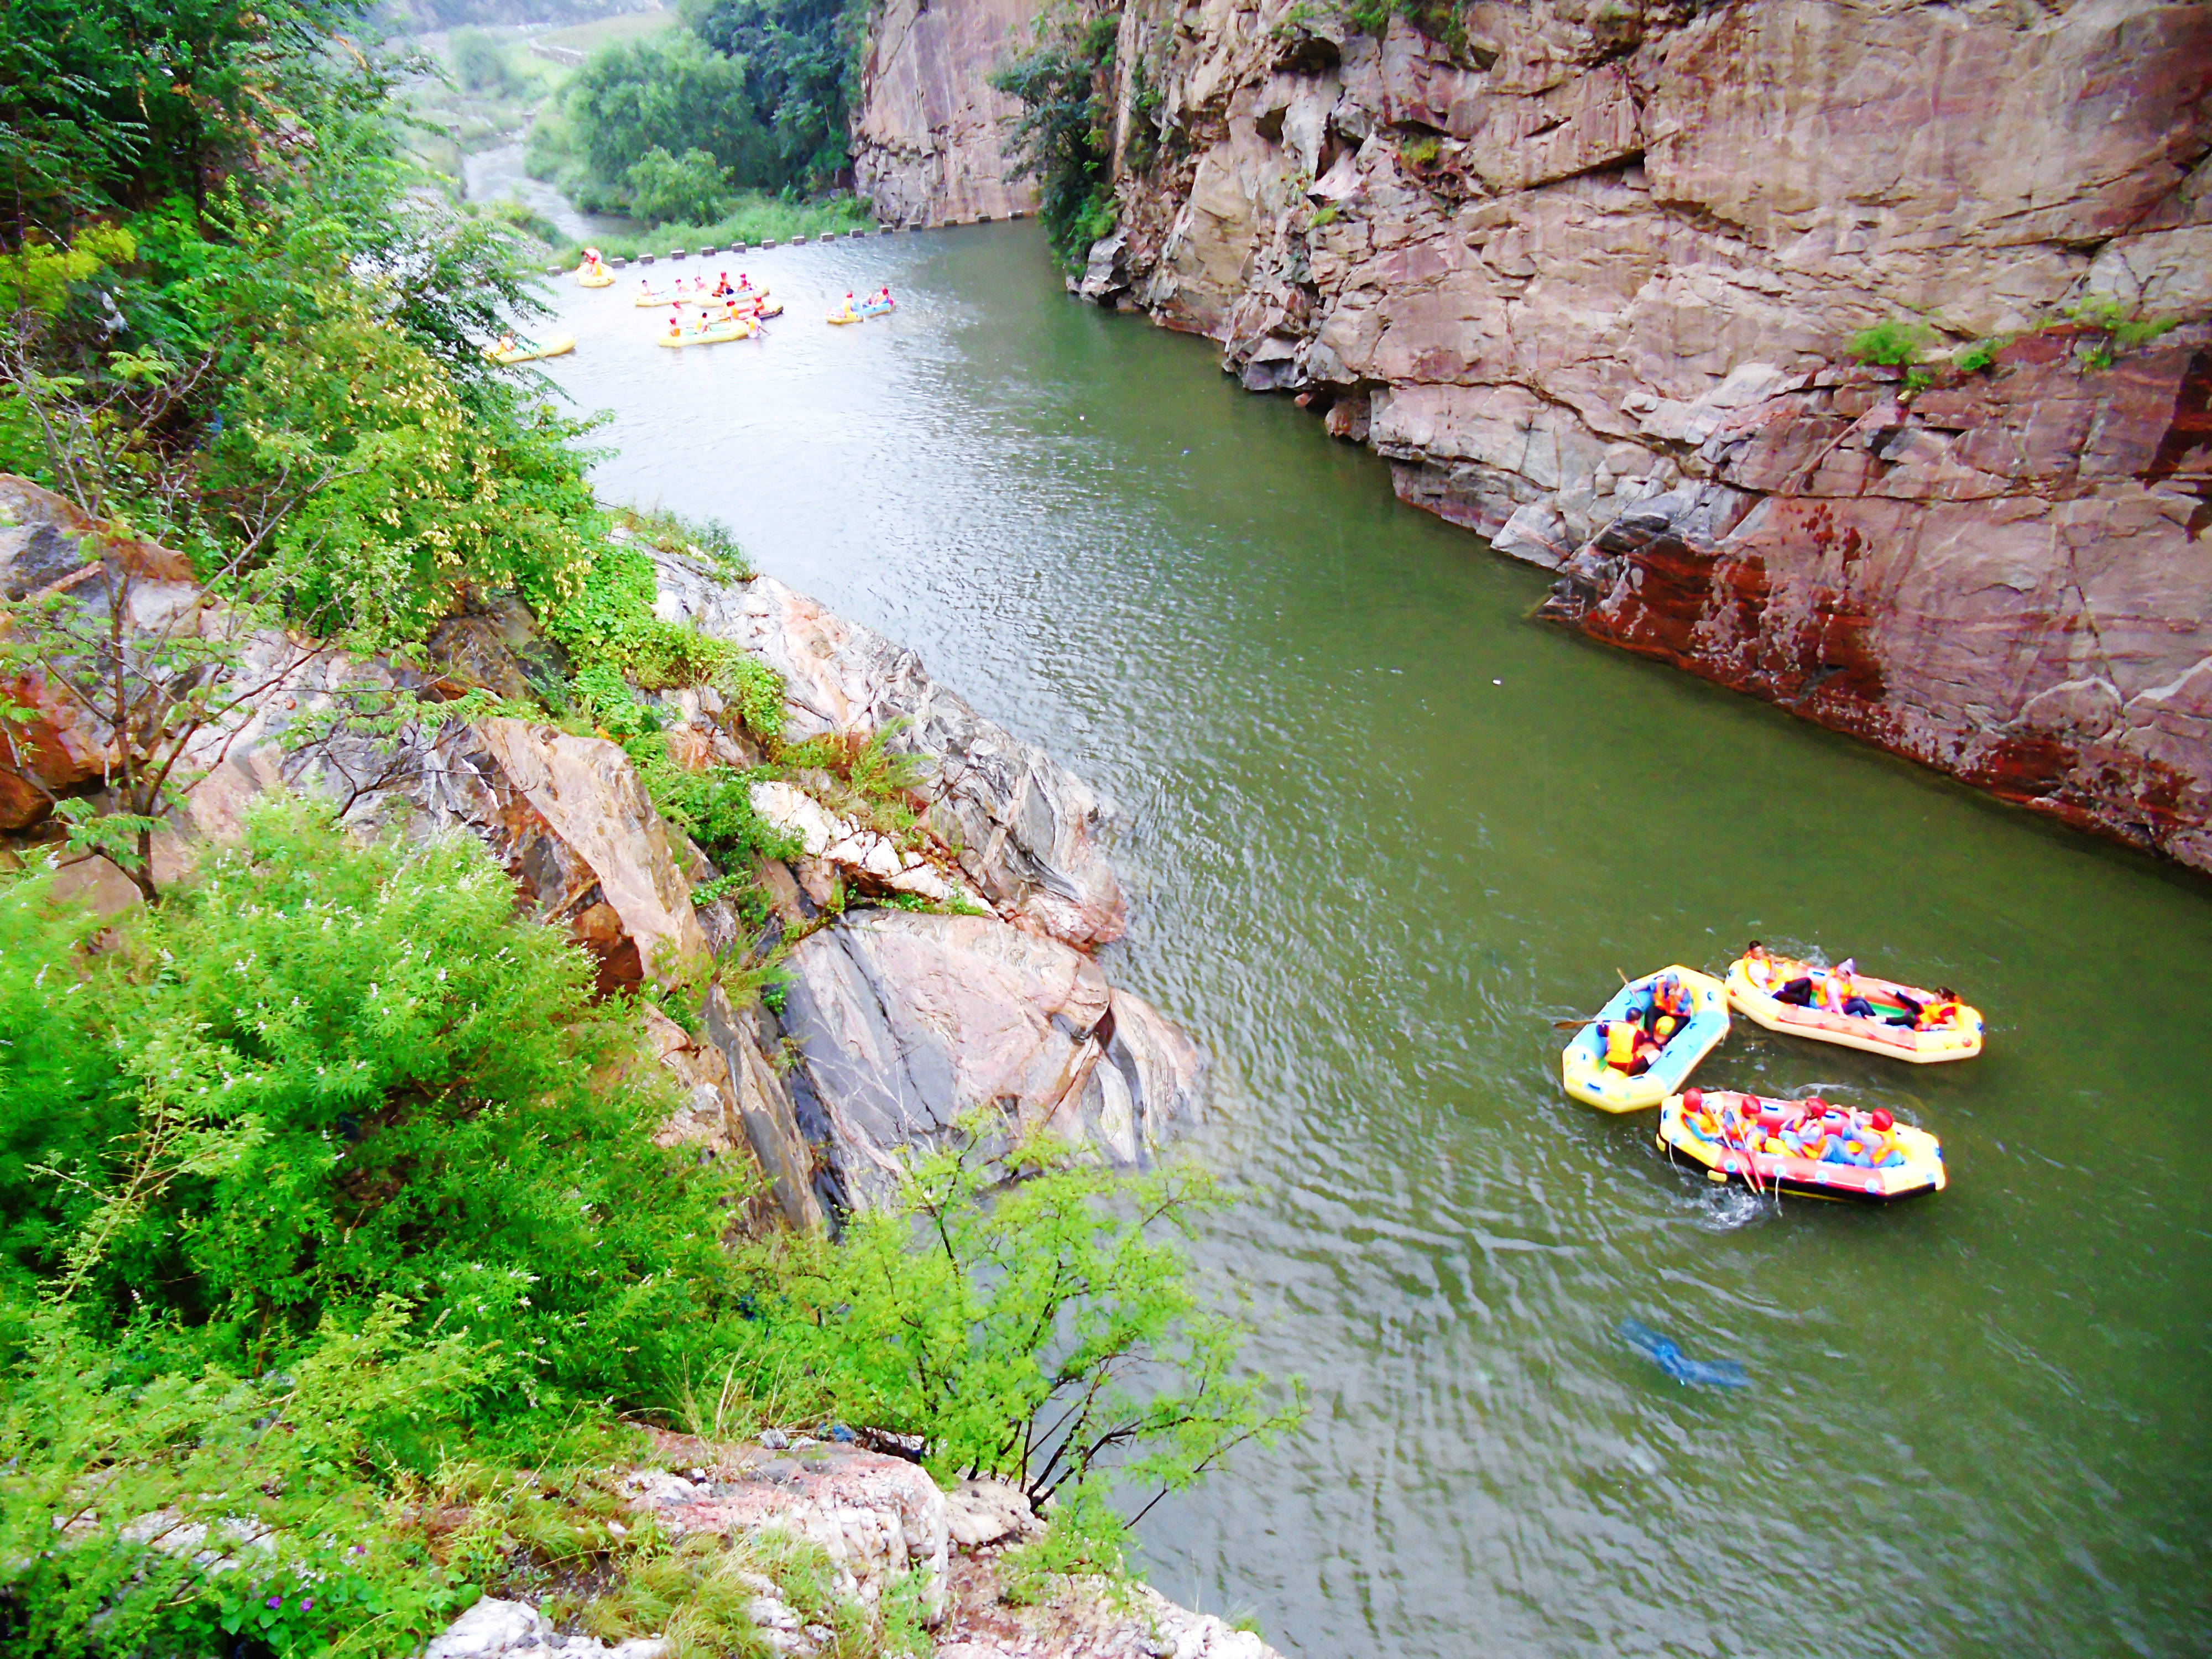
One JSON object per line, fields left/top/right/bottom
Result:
{"left": 1600, "top": 1013, "right": 1667, "bottom": 1075}
{"left": 1750, "top": 940, "right": 1825, "bottom": 1007}
{"left": 873, "top": 285, "right": 895, "bottom": 307}
{"left": 714, "top": 270, "right": 733, "bottom": 296}
{"left": 1644, "top": 971, "right": 1693, "bottom": 1034}
{"left": 666, "top": 310, "right": 685, "bottom": 340}
{"left": 1885, "top": 985, "right": 1963, "bottom": 1030}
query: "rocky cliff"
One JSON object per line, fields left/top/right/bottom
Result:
{"left": 0, "top": 476, "right": 1199, "bottom": 1229}
{"left": 1053, "top": 0, "right": 2212, "bottom": 869}
{"left": 853, "top": 0, "right": 1042, "bottom": 224}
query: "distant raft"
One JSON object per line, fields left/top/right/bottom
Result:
{"left": 485, "top": 333, "right": 575, "bottom": 365}
{"left": 1559, "top": 965, "right": 1729, "bottom": 1113}
{"left": 658, "top": 316, "right": 757, "bottom": 347}
{"left": 1658, "top": 1088, "right": 1947, "bottom": 1202}
{"left": 1725, "top": 954, "right": 1983, "bottom": 1063}
{"left": 575, "top": 252, "right": 614, "bottom": 288}
{"left": 633, "top": 285, "right": 671, "bottom": 307}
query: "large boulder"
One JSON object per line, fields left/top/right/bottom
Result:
{"left": 776, "top": 910, "right": 1201, "bottom": 1213}
{"left": 650, "top": 556, "right": 1127, "bottom": 948}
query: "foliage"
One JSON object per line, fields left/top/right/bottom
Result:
{"left": 1846, "top": 318, "right": 1935, "bottom": 367}
{"left": 1347, "top": 0, "right": 1466, "bottom": 47}
{"left": 627, "top": 145, "right": 734, "bottom": 226}
{"left": 0, "top": 0, "right": 389, "bottom": 244}
{"left": 683, "top": 0, "right": 874, "bottom": 191}
{"left": 2067, "top": 294, "right": 2179, "bottom": 358}
{"left": 546, "top": 31, "right": 776, "bottom": 216}
{"left": 1953, "top": 337, "right": 2000, "bottom": 374}
{"left": 0, "top": 796, "right": 738, "bottom": 1391}
{"left": 718, "top": 1123, "right": 1306, "bottom": 1517}
{"left": 1397, "top": 132, "right": 1442, "bottom": 167}
{"left": 450, "top": 30, "right": 534, "bottom": 98}
{"left": 572, "top": 1528, "right": 934, "bottom": 1659}
{"left": 0, "top": 1297, "right": 488, "bottom": 1659}
{"left": 1309, "top": 202, "right": 1341, "bottom": 229}
{"left": 991, "top": 9, "right": 1121, "bottom": 270}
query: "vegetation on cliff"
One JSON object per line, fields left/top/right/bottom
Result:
{"left": 991, "top": 8, "right": 1121, "bottom": 269}
{"left": 0, "top": 3, "right": 1296, "bottom": 1653}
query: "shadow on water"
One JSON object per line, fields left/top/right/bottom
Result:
{"left": 534, "top": 221, "right": 2212, "bottom": 1659}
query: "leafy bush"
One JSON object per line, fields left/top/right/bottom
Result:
{"left": 556, "top": 31, "right": 776, "bottom": 209}
{"left": 718, "top": 1123, "right": 1306, "bottom": 1517}
{"left": 450, "top": 30, "right": 531, "bottom": 96}
{"left": 1953, "top": 337, "right": 2000, "bottom": 374}
{"left": 542, "top": 191, "right": 875, "bottom": 264}
{"left": 1846, "top": 319, "right": 1935, "bottom": 367}
{"left": 990, "top": 11, "right": 1121, "bottom": 270}
{"left": 626, "top": 144, "right": 734, "bottom": 226}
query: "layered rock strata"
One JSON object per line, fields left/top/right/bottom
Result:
{"left": 852, "top": 0, "right": 1042, "bottom": 225}
{"left": 1058, "top": 0, "right": 2212, "bottom": 868}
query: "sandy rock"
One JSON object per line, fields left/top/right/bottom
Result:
{"left": 650, "top": 555, "right": 1126, "bottom": 946}
{"left": 625, "top": 1449, "right": 951, "bottom": 1619}
{"left": 936, "top": 1558, "right": 1287, "bottom": 1659}
{"left": 749, "top": 779, "right": 987, "bottom": 909}
{"left": 778, "top": 911, "right": 1201, "bottom": 1212}
{"left": 943, "top": 1478, "right": 1042, "bottom": 1550}
{"left": 424, "top": 1599, "right": 546, "bottom": 1659}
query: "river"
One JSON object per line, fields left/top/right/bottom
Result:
{"left": 530, "top": 223, "right": 2212, "bottom": 1659}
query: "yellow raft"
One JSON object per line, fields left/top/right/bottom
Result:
{"left": 826, "top": 308, "right": 860, "bottom": 325}
{"left": 1657, "top": 1088, "right": 1947, "bottom": 1202}
{"left": 485, "top": 333, "right": 575, "bottom": 365}
{"left": 633, "top": 287, "right": 671, "bottom": 307}
{"left": 576, "top": 264, "right": 614, "bottom": 289}
{"left": 1724, "top": 956, "right": 1983, "bottom": 1063}
{"left": 657, "top": 317, "right": 757, "bottom": 347}
{"left": 1559, "top": 965, "right": 1730, "bottom": 1113}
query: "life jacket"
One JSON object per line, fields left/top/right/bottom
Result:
{"left": 1921, "top": 998, "right": 1958, "bottom": 1029}
{"left": 1823, "top": 971, "right": 1850, "bottom": 1010}
{"left": 1604, "top": 1021, "right": 1636, "bottom": 1068}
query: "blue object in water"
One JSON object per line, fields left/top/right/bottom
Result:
{"left": 1619, "top": 1318, "right": 1750, "bottom": 1389}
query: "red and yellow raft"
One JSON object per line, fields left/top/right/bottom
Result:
{"left": 1657, "top": 1088, "right": 1947, "bottom": 1202}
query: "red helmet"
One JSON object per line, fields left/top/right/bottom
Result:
{"left": 1869, "top": 1109, "right": 1894, "bottom": 1132}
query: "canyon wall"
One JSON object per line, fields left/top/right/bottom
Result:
{"left": 1058, "top": 0, "right": 2212, "bottom": 870}
{"left": 852, "top": 0, "right": 1041, "bottom": 223}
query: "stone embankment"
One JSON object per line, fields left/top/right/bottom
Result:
{"left": 854, "top": 0, "right": 2212, "bottom": 868}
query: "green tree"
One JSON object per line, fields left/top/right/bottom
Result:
{"left": 625, "top": 144, "right": 731, "bottom": 226}
{"left": 684, "top": 0, "right": 868, "bottom": 188}
{"left": 560, "top": 32, "right": 776, "bottom": 204}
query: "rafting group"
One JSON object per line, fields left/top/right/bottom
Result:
{"left": 1559, "top": 946, "right": 1984, "bottom": 1203}
{"left": 827, "top": 287, "right": 897, "bottom": 325}
{"left": 642, "top": 270, "right": 787, "bottom": 347}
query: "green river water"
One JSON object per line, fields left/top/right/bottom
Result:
{"left": 536, "top": 223, "right": 2212, "bottom": 1658}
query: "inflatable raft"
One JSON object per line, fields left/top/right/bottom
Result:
{"left": 1560, "top": 966, "right": 1730, "bottom": 1113}
{"left": 857, "top": 296, "right": 895, "bottom": 317}
{"left": 658, "top": 317, "right": 756, "bottom": 347}
{"left": 1725, "top": 956, "right": 1983, "bottom": 1063}
{"left": 633, "top": 287, "right": 671, "bottom": 307}
{"left": 1658, "top": 1088, "right": 1946, "bottom": 1201}
{"left": 484, "top": 333, "right": 575, "bottom": 365}
{"left": 575, "top": 261, "right": 613, "bottom": 289}
{"left": 826, "top": 307, "right": 860, "bottom": 325}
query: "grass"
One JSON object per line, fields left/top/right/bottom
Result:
{"left": 550, "top": 194, "right": 877, "bottom": 262}
{"left": 539, "top": 9, "right": 680, "bottom": 56}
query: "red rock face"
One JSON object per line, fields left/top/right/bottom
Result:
{"left": 1546, "top": 342, "right": 2212, "bottom": 867}
{"left": 1045, "top": 0, "right": 2212, "bottom": 871}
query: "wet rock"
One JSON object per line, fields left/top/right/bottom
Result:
{"left": 649, "top": 556, "right": 1126, "bottom": 947}
{"left": 776, "top": 911, "right": 1201, "bottom": 1212}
